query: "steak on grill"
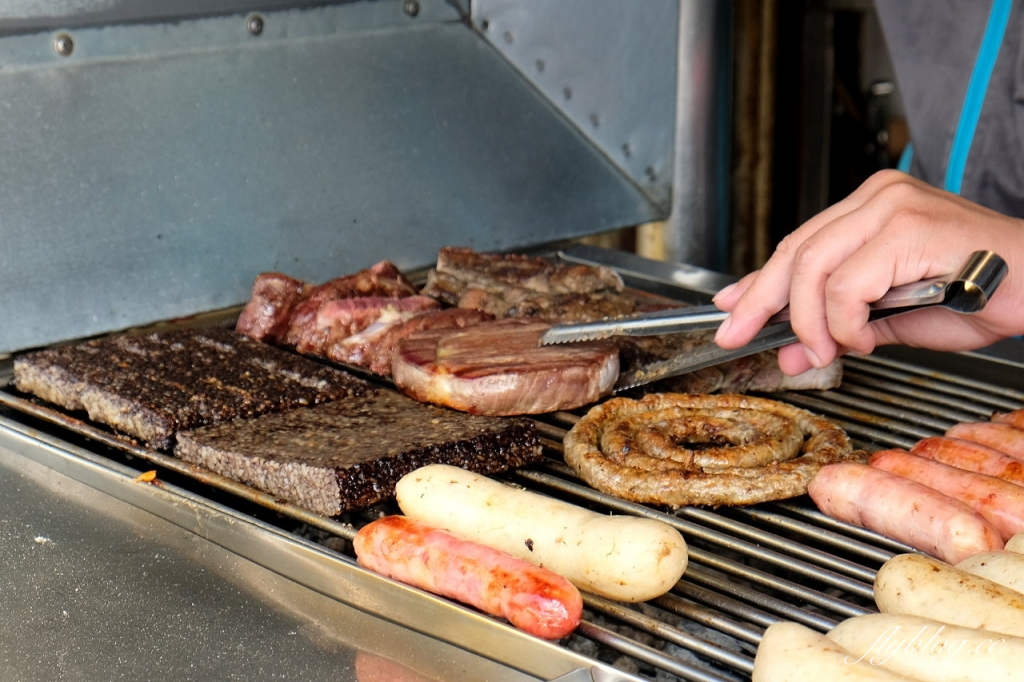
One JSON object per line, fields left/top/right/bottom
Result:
{"left": 235, "top": 260, "right": 417, "bottom": 345}
{"left": 392, "top": 319, "right": 619, "bottom": 415}
{"left": 12, "top": 327, "right": 369, "bottom": 450}
{"left": 361, "top": 308, "right": 493, "bottom": 375}
{"left": 174, "top": 390, "right": 543, "bottom": 516}
{"left": 421, "top": 247, "right": 642, "bottom": 322}
{"left": 422, "top": 248, "right": 842, "bottom": 392}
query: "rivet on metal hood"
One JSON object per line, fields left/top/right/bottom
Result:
{"left": 247, "top": 14, "right": 264, "bottom": 36}
{"left": 53, "top": 33, "right": 74, "bottom": 57}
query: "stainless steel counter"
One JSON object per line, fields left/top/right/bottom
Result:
{"left": 0, "top": 419, "right": 541, "bottom": 682}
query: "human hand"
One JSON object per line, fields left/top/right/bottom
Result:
{"left": 712, "top": 170, "right": 1024, "bottom": 375}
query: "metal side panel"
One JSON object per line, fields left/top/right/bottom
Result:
{"left": 0, "top": 1, "right": 661, "bottom": 355}
{"left": 472, "top": 0, "right": 679, "bottom": 208}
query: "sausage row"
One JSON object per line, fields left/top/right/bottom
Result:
{"left": 809, "top": 408, "right": 1024, "bottom": 564}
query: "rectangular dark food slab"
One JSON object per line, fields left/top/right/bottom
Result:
{"left": 12, "top": 328, "right": 370, "bottom": 450}
{"left": 174, "top": 391, "right": 543, "bottom": 517}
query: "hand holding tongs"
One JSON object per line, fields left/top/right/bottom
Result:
{"left": 539, "top": 250, "right": 1008, "bottom": 390}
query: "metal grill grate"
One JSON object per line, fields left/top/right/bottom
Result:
{"left": 2, "top": 347, "right": 1021, "bottom": 682}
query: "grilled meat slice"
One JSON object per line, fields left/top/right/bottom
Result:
{"left": 12, "top": 328, "right": 369, "bottom": 449}
{"left": 392, "top": 319, "right": 619, "bottom": 415}
{"left": 421, "top": 247, "right": 640, "bottom": 322}
{"left": 174, "top": 390, "right": 543, "bottom": 516}
{"left": 616, "top": 333, "right": 843, "bottom": 393}
{"left": 282, "top": 261, "right": 417, "bottom": 346}
{"left": 363, "top": 308, "right": 493, "bottom": 375}
{"left": 292, "top": 295, "right": 440, "bottom": 358}
{"left": 234, "top": 273, "right": 311, "bottom": 342}
{"left": 235, "top": 260, "right": 418, "bottom": 346}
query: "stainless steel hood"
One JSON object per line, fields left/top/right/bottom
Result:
{"left": 0, "top": 0, "right": 704, "bottom": 355}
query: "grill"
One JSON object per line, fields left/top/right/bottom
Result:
{"left": 2, "top": 4, "right": 1021, "bottom": 679}
{"left": 2, "top": 249, "right": 1021, "bottom": 682}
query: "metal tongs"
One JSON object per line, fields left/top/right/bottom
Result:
{"left": 539, "top": 250, "right": 1008, "bottom": 391}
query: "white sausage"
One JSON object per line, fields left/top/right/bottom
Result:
{"left": 395, "top": 464, "right": 687, "bottom": 602}
{"left": 753, "top": 621, "right": 914, "bottom": 681}
{"left": 874, "top": 554, "right": 1024, "bottom": 637}
{"left": 1007, "top": 532, "right": 1024, "bottom": 553}
{"left": 956, "top": 551, "right": 1024, "bottom": 594}
{"left": 827, "top": 613, "right": 1024, "bottom": 682}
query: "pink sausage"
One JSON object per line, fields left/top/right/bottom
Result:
{"left": 807, "top": 462, "right": 1003, "bottom": 564}
{"left": 992, "top": 408, "right": 1024, "bottom": 430}
{"left": 353, "top": 515, "right": 583, "bottom": 640}
{"left": 946, "top": 421, "right": 1024, "bottom": 461}
{"left": 870, "top": 448, "right": 1024, "bottom": 541}
{"left": 911, "top": 436, "right": 1024, "bottom": 487}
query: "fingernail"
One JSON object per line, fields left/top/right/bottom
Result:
{"left": 712, "top": 283, "right": 737, "bottom": 303}
{"left": 804, "top": 346, "right": 825, "bottom": 369}
{"left": 714, "top": 315, "right": 732, "bottom": 343}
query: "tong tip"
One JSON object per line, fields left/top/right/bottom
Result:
{"left": 538, "top": 329, "right": 617, "bottom": 346}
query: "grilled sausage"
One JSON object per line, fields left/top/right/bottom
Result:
{"left": 874, "top": 554, "right": 1024, "bottom": 638}
{"left": 753, "top": 621, "right": 914, "bottom": 681}
{"left": 395, "top": 464, "right": 688, "bottom": 603}
{"left": 992, "top": 408, "right": 1024, "bottom": 430}
{"left": 827, "top": 613, "right": 1024, "bottom": 682}
{"left": 869, "top": 448, "right": 1024, "bottom": 541}
{"left": 946, "top": 422, "right": 1024, "bottom": 461}
{"left": 353, "top": 515, "right": 583, "bottom": 640}
{"left": 807, "top": 462, "right": 1003, "bottom": 564}
{"left": 957, "top": 550, "right": 1024, "bottom": 594}
{"left": 910, "top": 436, "right": 1024, "bottom": 486}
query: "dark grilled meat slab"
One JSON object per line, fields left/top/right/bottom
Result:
{"left": 174, "top": 391, "right": 543, "bottom": 516}
{"left": 12, "top": 327, "right": 370, "bottom": 449}
{"left": 421, "top": 247, "right": 644, "bottom": 322}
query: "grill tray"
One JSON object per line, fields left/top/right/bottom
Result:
{"left": 1, "top": 252, "right": 1021, "bottom": 682}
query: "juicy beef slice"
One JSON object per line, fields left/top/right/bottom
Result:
{"left": 421, "top": 247, "right": 640, "bottom": 322}
{"left": 235, "top": 260, "right": 418, "bottom": 346}
{"left": 294, "top": 295, "right": 440, "bottom": 360}
{"left": 432, "top": 246, "right": 625, "bottom": 295}
{"left": 352, "top": 305, "right": 495, "bottom": 374}
{"left": 616, "top": 333, "right": 843, "bottom": 394}
{"left": 391, "top": 319, "right": 619, "bottom": 415}
{"left": 174, "top": 390, "right": 543, "bottom": 516}
{"left": 12, "top": 327, "right": 370, "bottom": 450}
{"left": 282, "top": 261, "right": 418, "bottom": 347}
{"left": 234, "top": 273, "right": 311, "bottom": 342}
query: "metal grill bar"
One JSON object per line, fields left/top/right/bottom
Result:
{"left": 674, "top": 507, "right": 876, "bottom": 583}
{"left": 651, "top": 594, "right": 764, "bottom": 646}
{"left": 725, "top": 507, "right": 897, "bottom": 565}
{"left": 680, "top": 566, "right": 838, "bottom": 632}
{"left": 512, "top": 467, "right": 873, "bottom": 602}
{"left": 582, "top": 595, "right": 755, "bottom": 674}
{"left": 575, "top": 622, "right": 740, "bottom": 682}
{"left": 843, "top": 356, "right": 1024, "bottom": 408}
{"left": 668, "top": 582, "right": 779, "bottom": 631}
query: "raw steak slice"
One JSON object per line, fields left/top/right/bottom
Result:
{"left": 174, "top": 390, "right": 543, "bottom": 516}
{"left": 12, "top": 328, "right": 370, "bottom": 449}
{"left": 392, "top": 319, "right": 619, "bottom": 415}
